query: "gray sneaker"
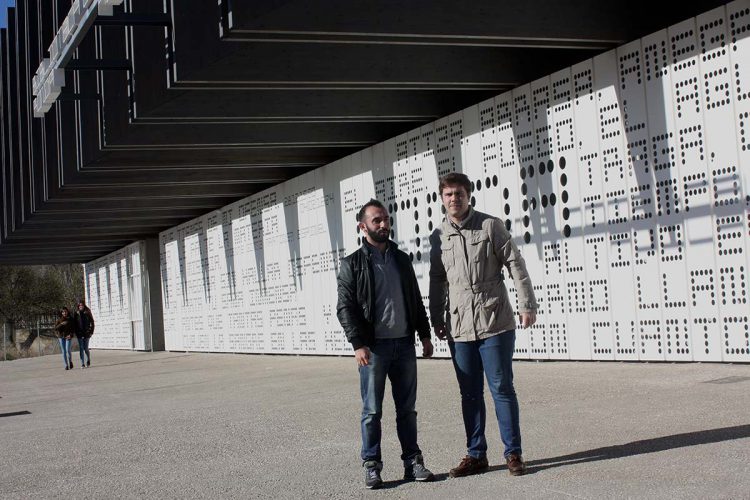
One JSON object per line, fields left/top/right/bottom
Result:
{"left": 404, "top": 454, "right": 435, "bottom": 482}
{"left": 363, "top": 460, "right": 383, "bottom": 489}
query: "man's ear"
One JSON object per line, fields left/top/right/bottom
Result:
{"left": 358, "top": 221, "right": 367, "bottom": 234}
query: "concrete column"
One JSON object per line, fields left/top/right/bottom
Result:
{"left": 143, "top": 238, "right": 165, "bottom": 351}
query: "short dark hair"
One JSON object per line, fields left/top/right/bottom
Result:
{"left": 439, "top": 172, "right": 472, "bottom": 195}
{"left": 357, "top": 199, "right": 386, "bottom": 222}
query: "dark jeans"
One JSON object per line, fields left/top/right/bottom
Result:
{"left": 359, "top": 336, "right": 421, "bottom": 464}
{"left": 59, "top": 338, "right": 72, "bottom": 367}
{"left": 449, "top": 331, "right": 522, "bottom": 459}
{"left": 77, "top": 336, "right": 90, "bottom": 364}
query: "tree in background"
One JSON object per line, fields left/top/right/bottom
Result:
{"left": 0, "top": 265, "right": 84, "bottom": 329}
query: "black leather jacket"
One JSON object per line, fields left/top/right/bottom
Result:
{"left": 336, "top": 240, "right": 431, "bottom": 351}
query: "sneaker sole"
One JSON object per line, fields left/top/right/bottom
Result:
{"left": 509, "top": 469, "right": 526, "bottom": 476}
{"left": 366, "top": 483, "right": 382, "bottom": 490}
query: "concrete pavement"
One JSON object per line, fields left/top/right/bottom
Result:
{"left": 1, "top": 350, "right": 749, "bottom": 499}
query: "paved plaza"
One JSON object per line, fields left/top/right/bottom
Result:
{"left": 1, "top": 350, "right": 749, "bottom": 499}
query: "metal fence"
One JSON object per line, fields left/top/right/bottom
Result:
{"left": 2, "top": 315, "right": 70, "bottom": 362}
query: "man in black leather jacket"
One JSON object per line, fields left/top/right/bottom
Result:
{"left": 336, "top": 199, "right": 434, "bottom": 489}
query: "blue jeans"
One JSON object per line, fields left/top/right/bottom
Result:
{"left": 78, "top": 336, "right": 90, "bottom": 364}
{"left": 359, "top": 336, "right": 421, "bottom": 463}
{"left": 449, "top": 331, "right": 522, "bottom": 459}
{"left": 59, "top": 338, "right": 72, "bottom": 367}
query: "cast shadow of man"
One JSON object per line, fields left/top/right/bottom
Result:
{"left": 379, "top": 423, "right": 750, "bottom": 485}
{"left": 494, "top": 423, "right": 750, "bottom": 475}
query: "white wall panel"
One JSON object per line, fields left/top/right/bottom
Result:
{"left": 84, "top": 242, "right": 149, "bottom": 350}
{"left": 145, "top": 2, "right": 750, "bottom": 363}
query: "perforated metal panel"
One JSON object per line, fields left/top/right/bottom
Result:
{"left": 84, "top": 241, "right": 149, "bottom": 350}
{"left": 82, "top": 2, "right": 750, "bottom": 363}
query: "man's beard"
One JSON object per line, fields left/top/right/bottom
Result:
{"left": 368, "top": 229, "right": 390, "bottom": 243}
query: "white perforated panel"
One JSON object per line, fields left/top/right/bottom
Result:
{"left": 84, "top": 242, "right": 148, "bottom": 350}
{"left": 83, "top": 2, "right": 750, "bottom": 363}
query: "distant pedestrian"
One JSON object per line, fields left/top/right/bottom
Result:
{"left": 74, "top": 299, "right": 95, "bottom": 368}
{"left": 337, "top": 199, "right": 435, "bottom": 489}
{"left": 54, "top": 307, "right": 76, "bottom": 370}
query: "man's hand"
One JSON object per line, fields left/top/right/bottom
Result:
{"left": 519, "top": 311, "right": 537, "bottom": 328}
{"left": 433, "top": 325, "right": 447, "bottom": 340}
{"left": 421, "top": 339, "right": 434, "bottom": 358}
{"left": 354, "top": 347, "right": 371, "bottom": 366}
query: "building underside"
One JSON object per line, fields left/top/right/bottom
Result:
{"left": 0, "top": 0, "right": 729, "bottom": 264}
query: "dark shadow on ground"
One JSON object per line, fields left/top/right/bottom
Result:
{"left": 0, "top": 411, "right": 31, "bottom": 418}
{"left": 379, "top": 472, "right": 450, "bottom": 489}
{"left": 522, "top": 424, "right": 750, "bottom": 474}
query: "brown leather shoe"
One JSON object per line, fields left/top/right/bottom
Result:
{"left": 506, "top": 453, "right": 526, "bottom": 476}
{"left": 449, "top": 455, "right": 489, "bottom": 478}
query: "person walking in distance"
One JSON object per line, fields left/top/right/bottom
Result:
{"left": 54, "top": 307, "right": 76, "bottom": 370}
{"left": 74, "top": 299, "right": 95, "bottom": 368}
{"left": 337, "top": 199, "right": 435, "bottom": 489}
{"left": 429, "top": 172, "right": 538, "bottom": 477}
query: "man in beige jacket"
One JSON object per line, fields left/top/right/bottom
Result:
{"left": 429, "top": 172, "right": 538, "bottom": 478}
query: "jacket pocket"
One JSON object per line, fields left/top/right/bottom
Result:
{"left": 477, "top": 291, "right": 502, "bottom": 333}
{"left": 469, "top": 234, "right": 491, "bottom": 262}
{"left": 441, "top": 241, "right": 455, "bottom": 269}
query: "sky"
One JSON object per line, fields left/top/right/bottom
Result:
{"left": 0, "top": 0, "right": 15, "bottom": 29}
